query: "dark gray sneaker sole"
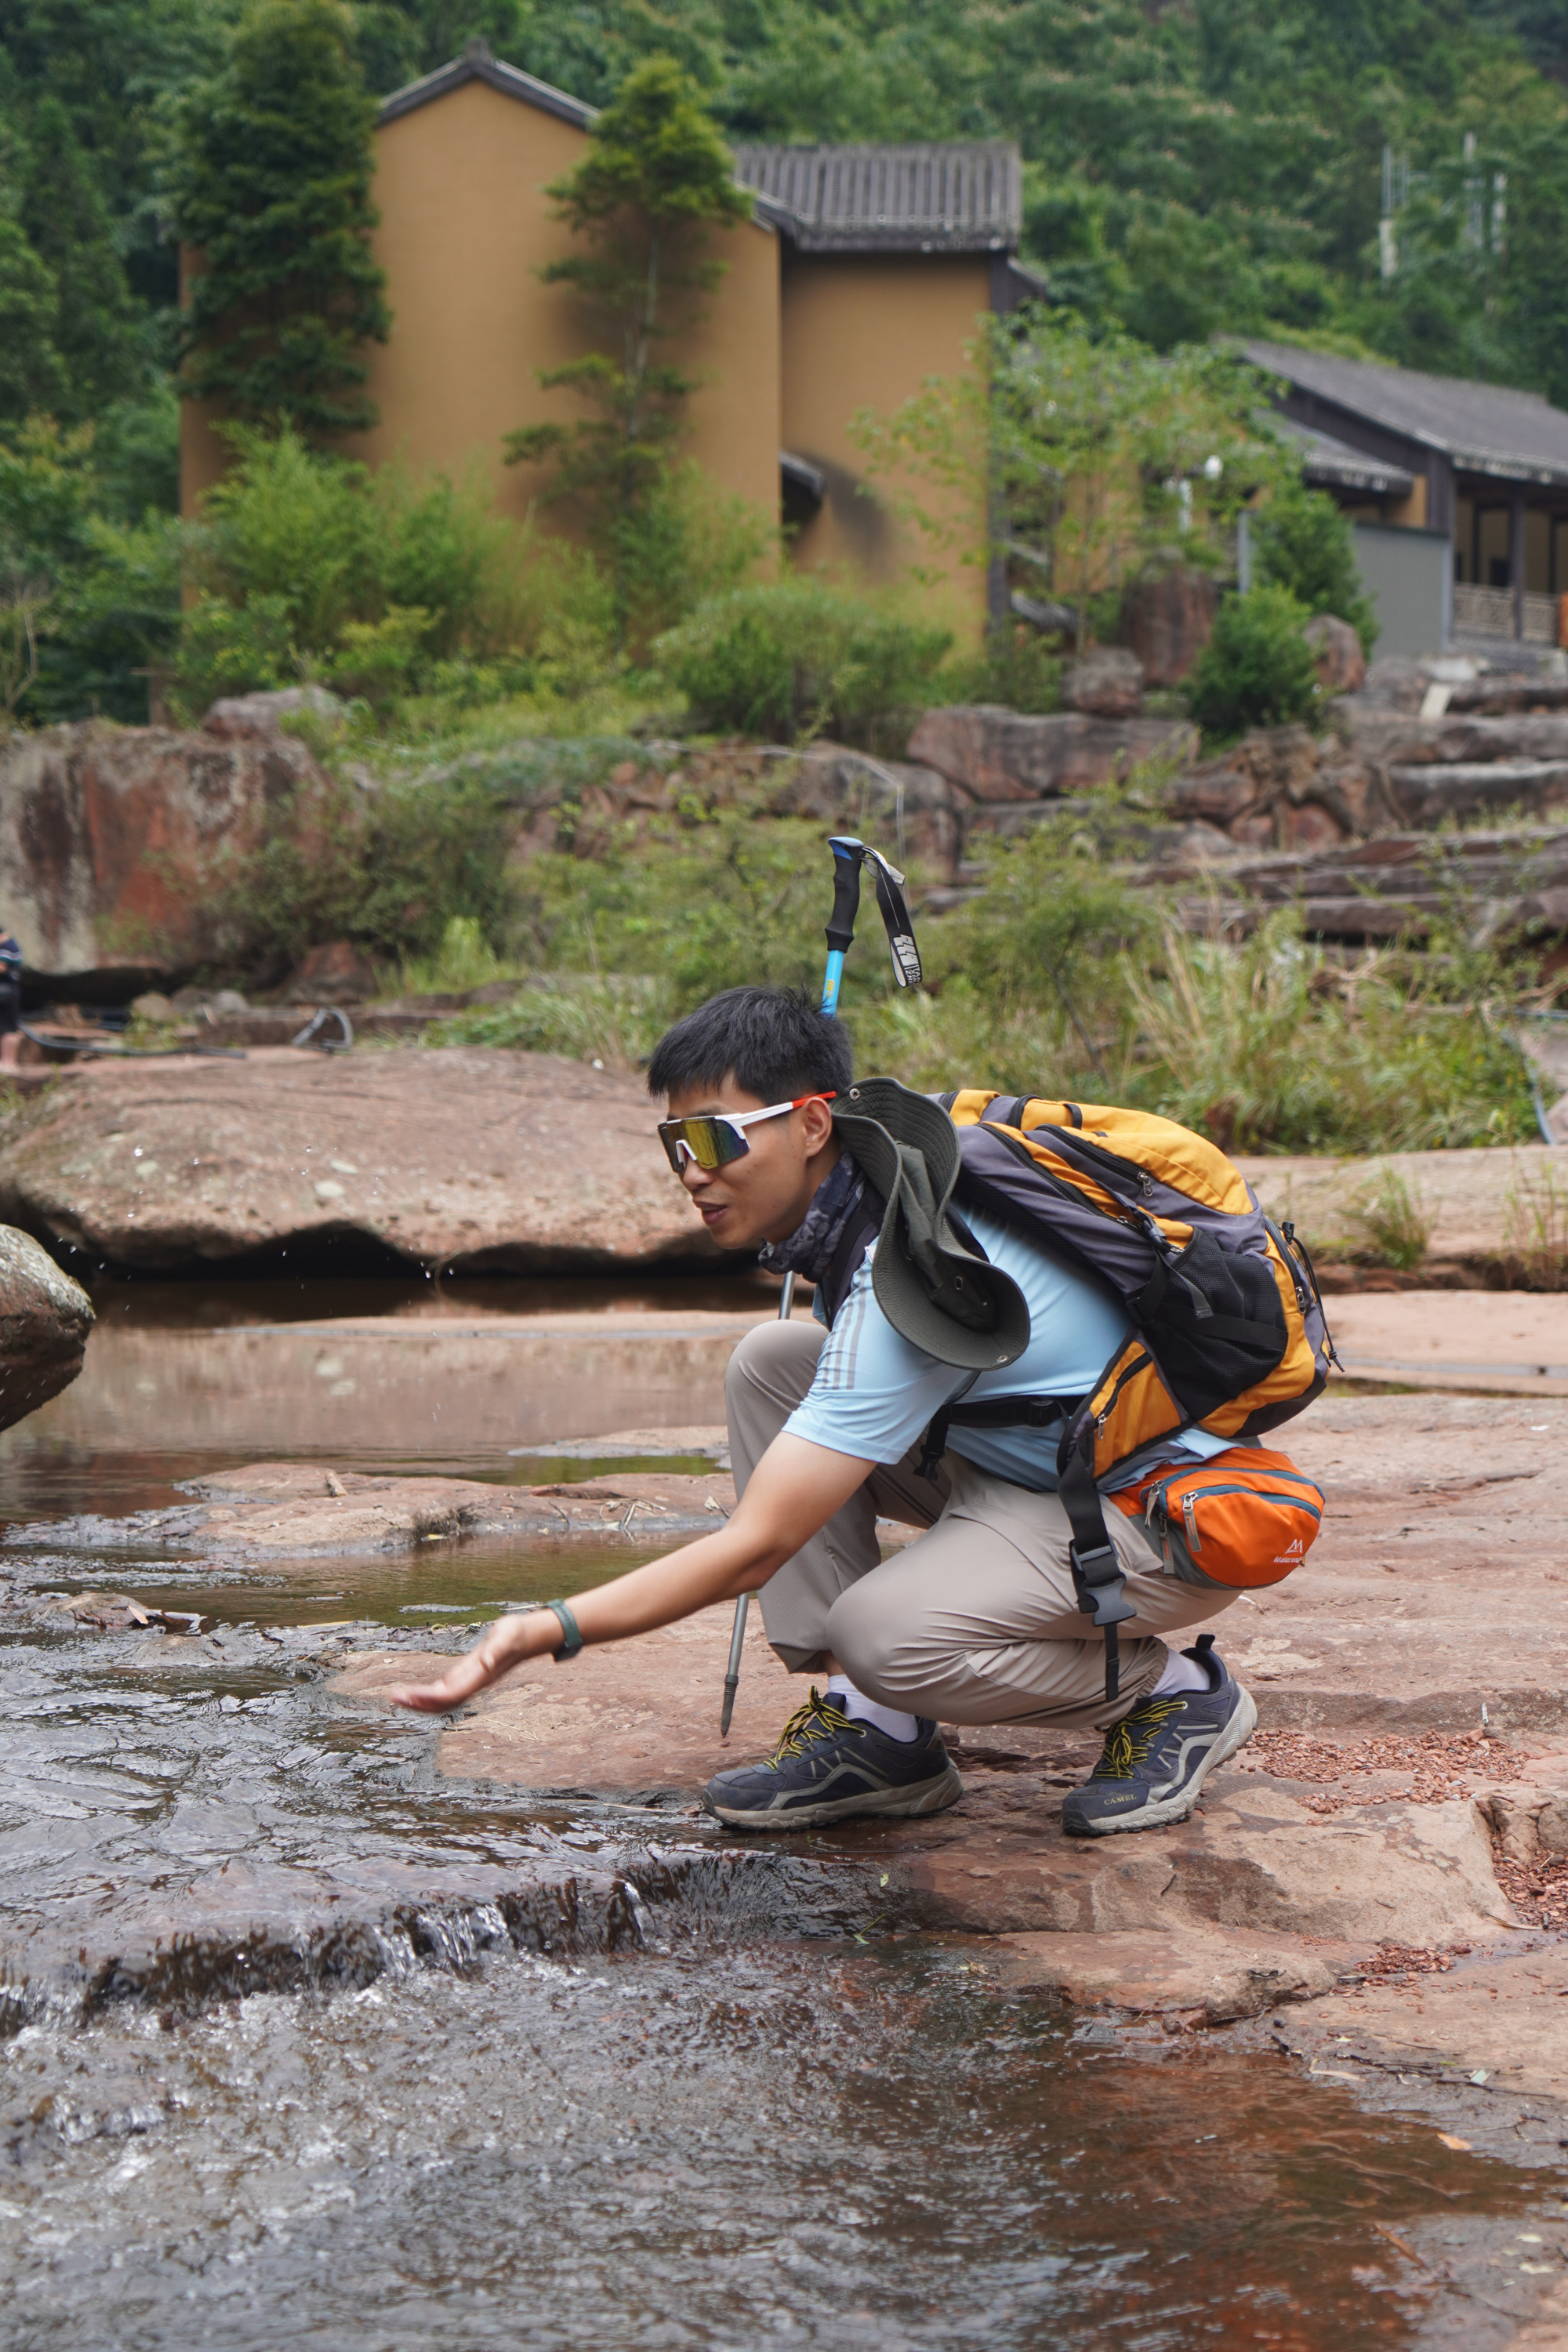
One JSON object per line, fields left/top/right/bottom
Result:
{"left": 704, "top": 1759, "right": 964, "bottom": 1831}
{"left": 1064, "top": 1683, "right": 1258, "bottom": 1838}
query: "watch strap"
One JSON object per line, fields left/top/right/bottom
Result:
{"left": 544, "top": 1598, "right": 584, "bottom": 1661}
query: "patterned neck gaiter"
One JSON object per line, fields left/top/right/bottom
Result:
{"left": 756, "top": 1149, "right": 866, "bottom": 1285}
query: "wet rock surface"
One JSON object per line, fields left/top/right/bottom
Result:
{"left": 0, "top": 1045, "right": 715, "bottom": 1275}
{"left": 3, "top": 1463, "right": 739, "bottom": 1559}
{"left": 0, "top": 1221, "right": 92, "bottom": 1429}
{"left": 312, "top": 1394, "right": 1568, "bottom": 2047}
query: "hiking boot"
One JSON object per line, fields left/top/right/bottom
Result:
{"left": 702, "top": 1686, "right": 963, "bottom": 1831}
{"left": 1060, "top": 1635, "right": 1256, "bottom": 1838}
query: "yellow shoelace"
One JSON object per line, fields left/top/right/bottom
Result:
{"left": 768, "top": 1686, "right": 862, "bottom": 1763}
{"left": 1090, "top": 1695, "right": 1186, "bottom": 1781}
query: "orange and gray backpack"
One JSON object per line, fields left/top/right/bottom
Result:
{"left": 820, "top": 1083, "right": 1336, "bottom": 1699}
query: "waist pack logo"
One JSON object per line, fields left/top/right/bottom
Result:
{"left": 1109, "top": 1449, "right": 1325, "bottom": 1591}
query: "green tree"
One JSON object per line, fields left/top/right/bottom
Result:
{"left": 1250, "top": 475, "right": 1378, "bottom": 653}
{"left": 1184, "top": 583, "right": 1322, "bottom": 742}
{"left": 0, "top": 209, "right": 65, "bottom": 426}
{"left": 855, "top": 310, "right": 1287, "bottom": 652}
{"left": 168, "top": 0, "right": 390, "bottom": 436}
{"left": 23, "top": 96, "right": 142, "bottom": 419}
{"left": 503, "top": 54, "right": 750, "bottom": 645}
{"left": 0, "top": 416, "right": 180, "bottom": 722}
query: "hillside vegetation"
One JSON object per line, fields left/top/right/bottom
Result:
{"left": 5, "top": 0, "right": 1568, "bottom": 466}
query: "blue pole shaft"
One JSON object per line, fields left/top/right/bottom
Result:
{"left": 721, "top": 863, "right": 856, "bottom": 1739}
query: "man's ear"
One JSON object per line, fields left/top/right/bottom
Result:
{"left": 800, "top": 1094, "right": 838, "bottom": 1156}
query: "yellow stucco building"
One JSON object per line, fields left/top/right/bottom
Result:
{"left": 179, "top": 45, "right": 1033, "bottom": 634}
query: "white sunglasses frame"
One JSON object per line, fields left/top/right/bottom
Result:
{"left": 657, "top": 1092, "right": 836, "bottom": 1171}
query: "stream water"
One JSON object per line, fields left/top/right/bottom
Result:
{"left": 2, "top": 1275, "right": 1565, "bottom": 2351}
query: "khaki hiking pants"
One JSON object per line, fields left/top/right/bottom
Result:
{"left": 726, "top": 1317, "right": 1238, "bottom": 1735}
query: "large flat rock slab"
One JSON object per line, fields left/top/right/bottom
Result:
{"left": 1236, "top": 1145, "right": 1568, "bottom": 1270}
{"left": 1321, "top": 1290, "right": 1568, "bottom": 1392}
{"left": 1275, "top": 1944, "right": 1568, "bottom": 2107}
{"left": 0, "top": 1047, "right": 715, "bottom": 1275}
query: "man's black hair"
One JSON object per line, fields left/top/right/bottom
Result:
{"left": 647, "top": 986, "right": 852, "bottom": 1103}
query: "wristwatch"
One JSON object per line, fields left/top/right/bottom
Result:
{"left": 542, "top": 1599, "right": 584, "bottom": 1661}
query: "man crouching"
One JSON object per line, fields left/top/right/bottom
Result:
{"left": 390, "top": 985, "right": 1257, "bottom": 1837}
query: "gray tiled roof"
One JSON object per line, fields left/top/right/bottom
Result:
{"left": 379, "top": 45, "right": 597, "bottom": 132}
{"left": 1247, "top": 339, "right": 1568, "bottom": 487}
{"left": 1268, "top": 412, "right": 1414, "bottom": 497}
{"left": 732, "top": 143, "right": 1021, "bottom": 252}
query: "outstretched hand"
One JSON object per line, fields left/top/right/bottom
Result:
{"left": 387, "top": 1613, "right": 545, "bottom": 1712}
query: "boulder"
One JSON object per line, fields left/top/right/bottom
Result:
{"left": 907, "top": 705, "right": 1198, "bottom": 801}
{"left": 0, "top": 1045, "right": 722, "bottom": 1275}
{"left": 767, "top": 746, "right": 960, "bottom": 873}
{"left": 1302, "top": 615, "right": 1367, "bottom": 695}
{"left": 280, "top": 942, "right": 379, "bottom": 1005}
{"left": 201, "top": 685, "right": 346, "bottom": 742}
{"left": 1123, "top": 567, "right": 1218, "bottom": 684}
{"left": 0, "top": 718, "right": 328, "bottom": 974}
{"left": 1385, "top": 760, "right": 1568, "bottom": 826}
{"left": 0, "top": 1223, "right": 93, "bottom": 1431}
{"left": 1346, "top": 708, "right": 1568, "bottom": 767}
{"left": 1061, "top": 647, "right": 1143, "bottom": 718}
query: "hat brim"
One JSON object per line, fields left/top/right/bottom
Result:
{"left": 834, "top": 1082, "right": 1031, "bottom": 1371}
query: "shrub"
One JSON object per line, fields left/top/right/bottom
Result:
{"left": 1250, "top": 479, "right": 1379, "bottom": 655}
{"left": 1346, "top": 1163, "right": 1431, "bottom": 1269}
{"left": 171, "top": 426, "right": 563, "bottom": 716}
{"left": 209, "top": 762, "right": 524, "bottom": 980}
{"left": 657, "top": 578, "right": 953, "bottom": 749}
{"left": 1122, "top": 909, "right": 1538, "bottom": 1153}
{"left": 1183, "top": 585, "right": 1321, "bottom": 742}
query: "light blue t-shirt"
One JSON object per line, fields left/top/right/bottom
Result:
{"left": 785, "top": 1203, "right": 1239, "bottom": 1491}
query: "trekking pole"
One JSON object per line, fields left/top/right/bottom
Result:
{"left": 718, "top": 836, "right": 924, "bottom": 1739}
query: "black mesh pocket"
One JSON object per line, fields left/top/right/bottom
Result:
{"left": 1129, "top": 1230, "right": 1288, "bottom": 1420}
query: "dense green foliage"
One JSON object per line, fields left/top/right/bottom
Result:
{"left": 413, "top": 786, "right": 1539, "bottom": 1153}
{"left": 0, "top": 417, "right": 180, "bottom": 720}
{"left": 7, "top": 0, "right": 1568, "bottom": 463}
{"left": 655, "top": 578, "right": 952, "bottom": 747}
{"left": 503, "top": 56, "right": 754, "bottom": 647}
{"left": 1250, "top": 480, "right": 1380, "bottom": 655}
{"left": 167, "top": 0, "right": 390, "bottom": 434}
{"left": 1184, "top": 584, "right": 1323, "bottom": 742}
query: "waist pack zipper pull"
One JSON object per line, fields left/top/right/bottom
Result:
{"left": 1181, "top": 1490, "right": 1203, "bottom": 1552}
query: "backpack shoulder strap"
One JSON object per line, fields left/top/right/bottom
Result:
{"left": 816, "top": 1191, "right": 883, "bottom": 1328}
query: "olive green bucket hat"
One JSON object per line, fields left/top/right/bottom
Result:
{"left": 832, "top": 1076, "right": 1031, "bottom": 1370}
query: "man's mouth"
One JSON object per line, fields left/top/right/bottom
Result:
{"left": 697, "top": 1200, "right": 728, "bottom": 1227}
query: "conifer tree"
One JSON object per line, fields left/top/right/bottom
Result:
{"left": 24, "top": 97, "right": 141, "bottom": 421}
{"left": 503, "top": 55, "right": 750, "bottom": 642}
{"left": 169, "top": 0, "right": 390, "bottom": 437}
{"left": 0, "top": 210, "right": 65, "bottom": 426}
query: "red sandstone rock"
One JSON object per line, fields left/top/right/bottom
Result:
{"left": 906, "top": 706, "right": 1197, "bottom": 800}
{"left": 1123, "top": 568, "right": 1218, "bottom": 684}
{"left": 1303, "top": 615, "right": 1367, "bottom": 695}
{"left": 0, "top": 718, "right": 328, "bottom": 975}
{"left": 0, "top": 1045, "right": 720, "bottom": 1274}
{"left": 281, "top": 942, "right": 379, "bottom": 1004}
{"left": 1061, "top": 648, "right": 1144, "bottom": 718}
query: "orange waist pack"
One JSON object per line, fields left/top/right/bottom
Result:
{"left": 1109, "top": 1447, "right": 1324, "bottom": 1591}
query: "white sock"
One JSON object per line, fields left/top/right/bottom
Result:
{"left": 826, "top": 1675, "right": 920, "bottom": 1743}
{"left": 1151, "top": 1645, "right": 1213, "bottom": 1698}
